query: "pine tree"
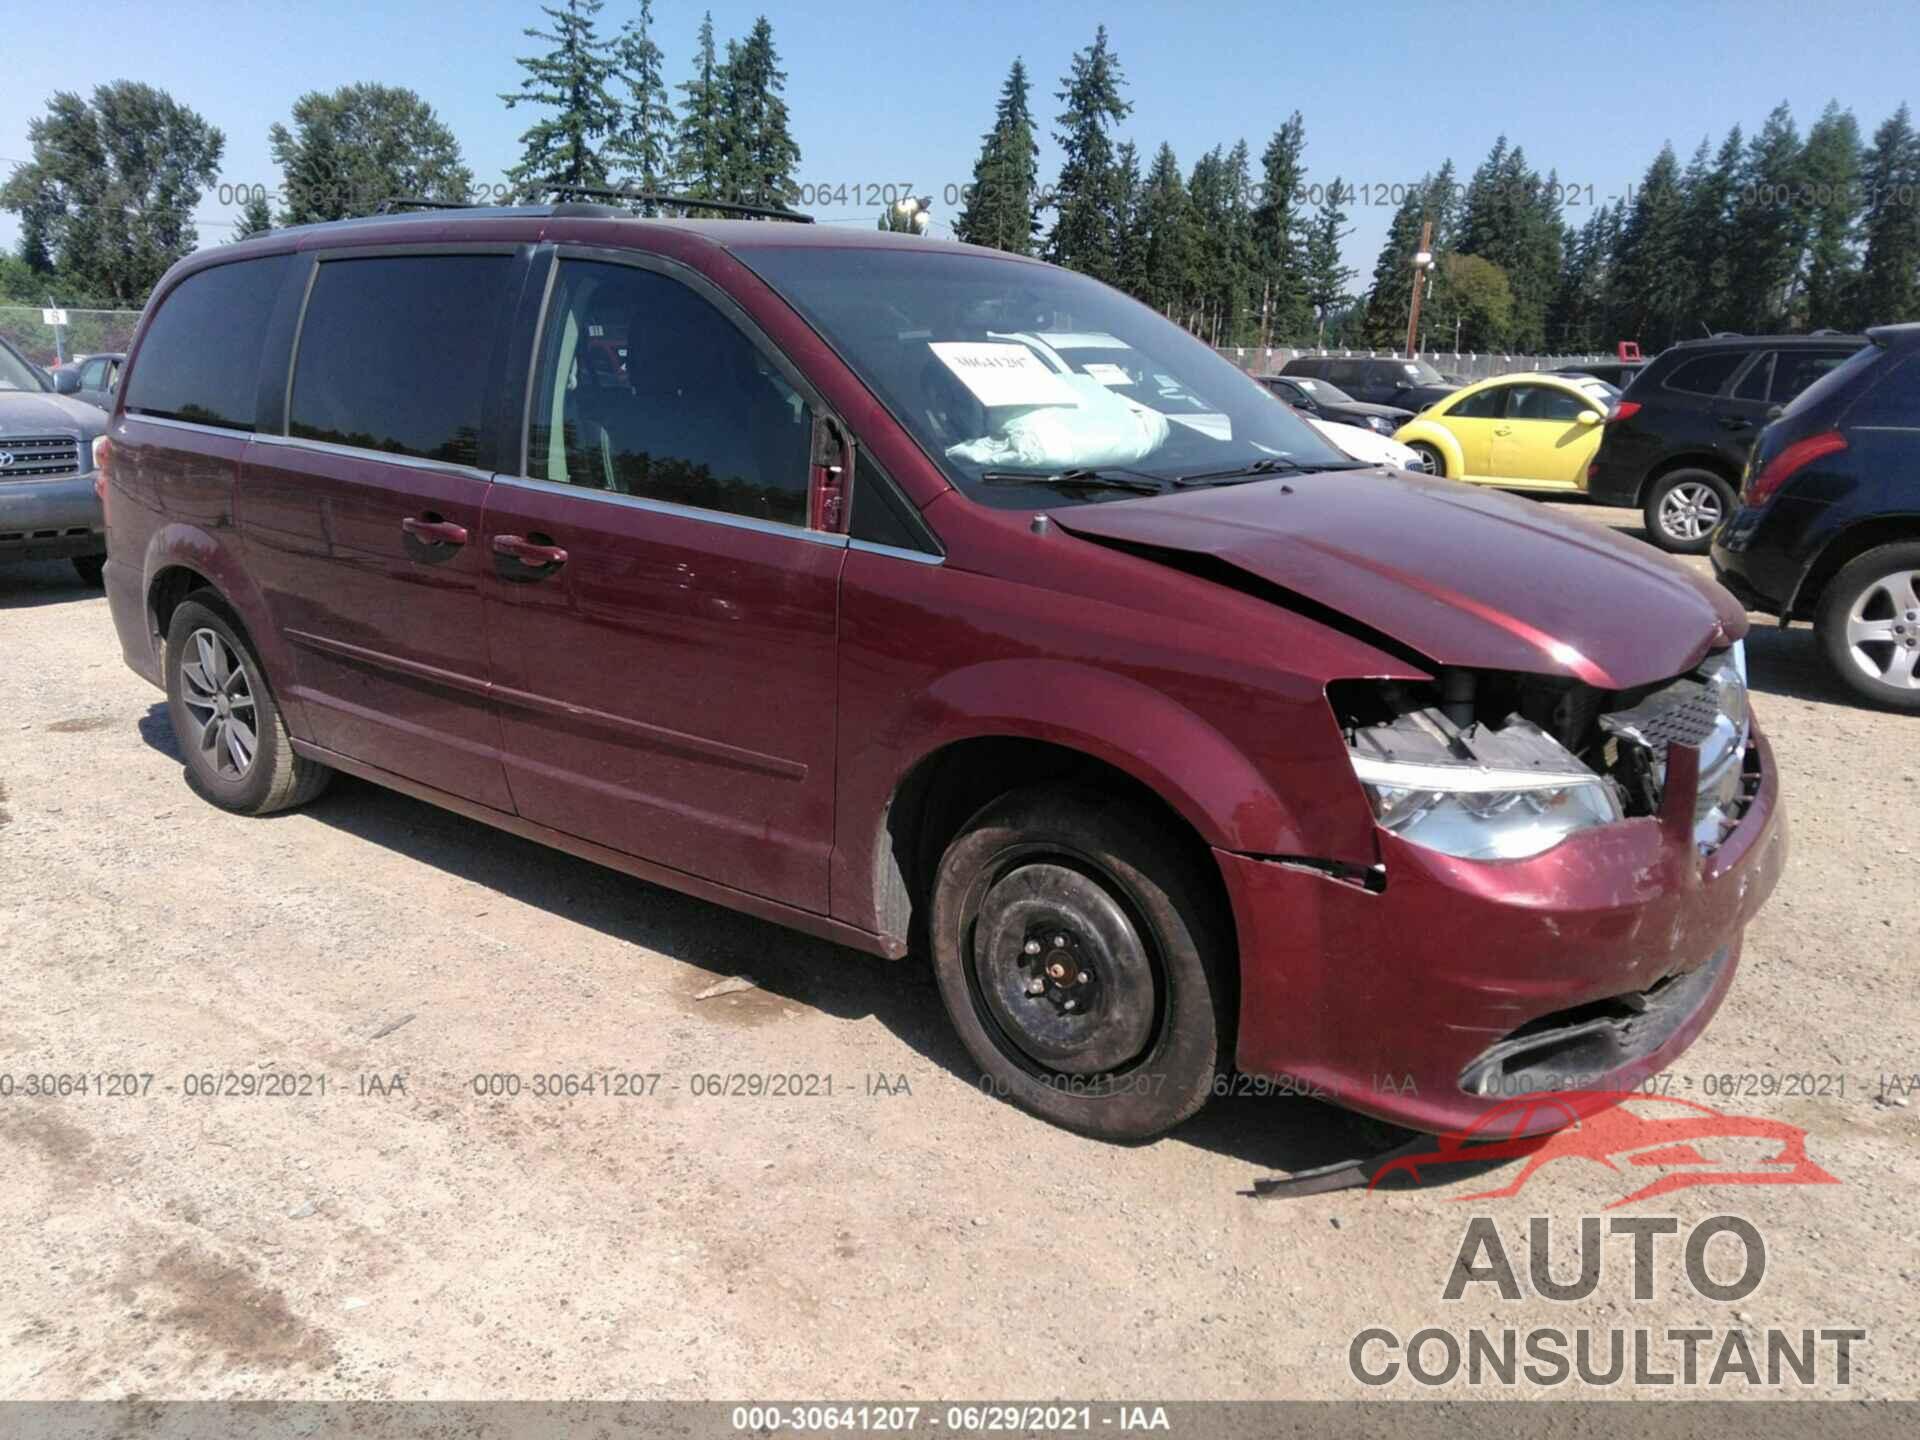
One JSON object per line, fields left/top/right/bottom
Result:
{"left": 1221, "top": 139, "right": 1260, "bottom": 343}
{"left": 501, "top": 0, "right": 622, "bottom": 198}
{"left": 1615, "top": 144, "right": 1692, "bottom": 349}
{"left": 608, "top": 0, "right": 675, "bottom": 205}
{"left": 1854, "top": 104, "right": 1920, "bottom": 325}
{"left": 1186, "top": 147, "right": 1232, "bottom": 341}
{"left": 718, "top": 16, "right": 802, "bottom": 208}
{"left": 1250, "top": 113, "right": 1308, "bottom": 347}
{"left": 232, "top": 192, "right": 275, "bottom": 240}
{"left": 1726, "top": 103, "right": 1806, "bottom": 331}
{"left": 673, "top": 11, "right": 726, "bottom": 200}
{"left": 1137, "top": 142, "right": 1195, "bottom": 320}
{"left": 1302, "top": 181, "right": 1355, "bottom": 347}
{"left": 1798, "top": 101, "right": 1864, "bottom": 329}
{"left": 1044, "top": 25, "right": 1132, "bottom": 282}
{"left": 1111, "top": 141, "right": 1146, "bottom": 299}
{"left": 954, "top": 59, "right": 1041, "bottom": 254}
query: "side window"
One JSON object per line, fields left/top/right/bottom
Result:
{"left": 123, "top": 255, "right": 291, "bottom": 430}
{"left": 1733, "top": 353, "right": 1775, "bottom": 401}
{"left": 79, "top": 357, "right": 106, "bottom": 388}
{"left": 1771, "top": 349, "right": 1856, "bottom": 403}
{"left": 527, "top": 259, "right": 812, "bottom": 527}
{"left": 1326, "top": 360, "right": 1365, "bottom": 388}
{"left": 848, "top": 448, "right": 926, "bottom": 550}
{"left": 290, "top": 254, "right": 512, "bottom": 467}
{"left": 1507, "top": 385, "right": 1587, "bottom": 422}
{"left": 1663, "top": 351, "right": 1744, "bottom": 397}
{"left": 1446, "top": 386, "right": 1508, "bottom": 420}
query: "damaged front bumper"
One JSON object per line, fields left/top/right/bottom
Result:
{"left": 1217, "top": 721, "right": 1786, "bottom": 1137}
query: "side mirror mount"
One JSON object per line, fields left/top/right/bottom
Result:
{"left": 1577, "top": 409, "right": 1602, "bottom": 426}
{"left": 53, "top": 368, "right": 82, "bottom": 395}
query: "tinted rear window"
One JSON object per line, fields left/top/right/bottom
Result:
{"left": 124, "top": 256, "right": 291, "bottom": 430}
{"left": 1662, "top": 351, "right": 1745, "bottom": 397}
{"left": 290, "top": 254, "right": 513, "bottom": 467}
{"left": 1784, "top": 343, "right": 1891, "bottom": 422}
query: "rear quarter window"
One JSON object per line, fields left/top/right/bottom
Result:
{"left": 123, "top": 255, "right": 292, "bottom": 430}
{"left": 1793, "top": 345, "right": 1906, "bottom": 425}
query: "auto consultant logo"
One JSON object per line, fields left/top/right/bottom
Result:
{"left": 1349, "top": 1213, "right": 1867, "bottom": 1391}
{"left": 1367, "top": 1089, "right": 1841, "bottom": 1208}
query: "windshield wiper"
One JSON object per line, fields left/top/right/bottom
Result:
{"left": 979, "top": 467, "right": 1166, "bottom": 495}
{"left": 1174, "top": 457, "right": 1369, "bottom": 487}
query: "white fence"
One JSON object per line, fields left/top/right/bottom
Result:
{"left": 1217, "top": 346, "right": 1609, "bottom": 381}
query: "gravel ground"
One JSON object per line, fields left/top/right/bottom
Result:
{"left": 1, "top": 501, "right": 1915, "bottom": 1403}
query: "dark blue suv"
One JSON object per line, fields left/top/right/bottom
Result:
{"left": 1712, "top": 323, "right": 1920, "bottom": 711}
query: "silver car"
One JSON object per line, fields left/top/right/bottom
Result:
{"left": 1, "top": 335, "right": 109, "bottom": 585}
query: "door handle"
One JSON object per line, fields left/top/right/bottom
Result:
{"left": 1493, "top": 426, "right": 1512, "bottom": 436}
{"left": 492, "top": 533, "right": 569, "bottom": 568}
{"left": 401, "top": 516, "right": 469, "bottom": 546}
{"left": 1719, "top": 416, "right": 1755, "bottom": 431}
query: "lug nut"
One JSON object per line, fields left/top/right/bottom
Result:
{"left": 1052, "top": 934, "right": 1069, "bottom": 949}
{"left": 1023, "top": 939, "right": 1041, "bottom": 956}
{"left": 1026, "top": 978, "right": 1046, "bottom": 996}
{"left": 1077, "top": 970, "right": 1090, "bottom": 984}
{"left": 1062, "top": 999, "right": 1077, "bottom": 1012}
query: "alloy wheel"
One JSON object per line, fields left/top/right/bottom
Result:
{"left": 1657, "top": 480, "right": 1724, "bottom": 543}
{"left": 178, "top": 628, "right": 259, "bottom": 780}
{"left": 1844, "top": 568, "right": 1920, "bottom": 691}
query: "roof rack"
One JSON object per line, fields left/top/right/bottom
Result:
{"left": 545, "top": 184, "right": 814, "bottom": 223}
{"left": 375, "top": 196, "right": 480, "bottom": 214}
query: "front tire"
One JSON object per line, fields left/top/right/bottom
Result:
{"left": 1816, "top": 542, "right": 1920, "bottom": 712}
{"left": 1645, "top": 469, "right": 1734, "bottom": 554}
{"left": 1408, "top": 442, "right": 1447, "bottom": 478}
{"left": 164, "top": 597, "right": 331, "bottom": 814}
{"left": 929, "top": 786, "right": 1230, "bottom": 1141}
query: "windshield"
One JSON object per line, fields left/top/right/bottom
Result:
{"left": 737, "top": 246, "right": 1352, "bottom": 505}
{"left": 1279, "top": 375, "right": 1357, "bottom": 404}
{"left": 0, "top": 338, "right": 50, "bottom": 393}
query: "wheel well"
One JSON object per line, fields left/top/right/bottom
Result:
{"left": 1641, "top": 453, "right": 1738, "bottom": 506}
{"left": 876, "top": 737, "right": 1229, "bottom": 961}
{"left": 148, "top": 565, "right": 217, "bottom": 648}
{"left": 1793, "top": 517, "right": 1920, "bottom": 617}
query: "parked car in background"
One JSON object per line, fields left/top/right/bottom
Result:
{"left": 1392, "top": 372, "right": 1618, "bottom": 492}
{"left": 1258, "top": 373, "right": 1412, "bottom": 435}
{"left": 1, "top": 332, "right": 109, "bottom": 585}
{"left": 53, "top": 351, "right": 126, "bottom": 411}
{"left": 1305, "top": 414, "right": 1428, "bottom": 471}
{"left": 102, "top": 206, "right": 1781, "bottom": 1145}
{"left": 1712, "top": 323, "right": 1920, "bottom": 711}
{"left": 1588, "top": 332, "right": 1866, "bottom": 554}
{"left": 1279, "top": 354, "right": 1459, "bottom": 410}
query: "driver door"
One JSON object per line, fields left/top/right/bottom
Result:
{"left": 1436, "top": 384, "right": 1507, "bottom": 480}
{"left": 1489, "top": 383, "right": 1603, "bottom": 489}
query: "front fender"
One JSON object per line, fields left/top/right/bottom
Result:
{"left": 915, "top": 658, "right": 1304, "bottom": 855}
{"left": 1393, "top": 419, "right": 1463, "bottom": 479}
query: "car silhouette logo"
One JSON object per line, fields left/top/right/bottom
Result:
{"left": 1367, "top": 1090, "right": 1841, "bottom": 1208}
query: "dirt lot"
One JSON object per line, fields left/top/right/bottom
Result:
{"left": 2, "top": 502, "right": 1916, "bottom": 1403}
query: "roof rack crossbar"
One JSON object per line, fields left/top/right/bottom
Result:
{"left": 375, "top": 196, "right": 480, "bottom": 214}
{"left": 544, "top": 184, "right": 813, "bottom": 223}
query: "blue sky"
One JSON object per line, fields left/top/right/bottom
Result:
{"left": 5, "top": 0, "right": 1918, "bottom": 294}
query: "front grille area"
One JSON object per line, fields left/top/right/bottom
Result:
{"left": 0, "top": 434, "right": 83, "bottom": 480}
{"left": 1598, "top": 648, "right": 1751, "bottom": 853}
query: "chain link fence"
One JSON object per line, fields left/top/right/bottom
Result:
{"left": 1216, "top": 345, "right": 1608, "bottom": 381}
{"left": 0, "top": 306, "right": 144, "bottom": 369}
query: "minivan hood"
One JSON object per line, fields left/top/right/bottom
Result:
{"left": 1052, "top": 468, "right": 1745, "bottom": 689}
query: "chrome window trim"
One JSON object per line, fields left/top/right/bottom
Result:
{"left": 493, "top": 471, "right": 848, "bottom": 549}
{"left": 250, "top": 430, "right": 494, "bottom": 484}
{"left": 849, "top": 538, "right": 945, "bottom": 566}
{"left": 120, "top": 413, "right": 252, "bottom": 440}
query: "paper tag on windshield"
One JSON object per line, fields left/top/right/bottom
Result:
{"left": 929, "top": 343, "right": 1078, "bottom": 408}
{"left": 1081, "top": 363, "right": 1134, "bottom": 387}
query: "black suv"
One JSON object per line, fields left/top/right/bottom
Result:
{"left": 1278, "top": 354, "right": 1458, "bottom": 411}
{"left": 1587, "top": 332, "right": 1865, "bottom": 554}
{"left": 1258, "top": 373, "right": 1412, "bottom": 434}
{"left": 1712, "top": 324, "right": 1920, "bottom": 711}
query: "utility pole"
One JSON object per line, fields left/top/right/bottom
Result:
{"left": 1404, "top": 218, "right": 1433, "bottom": 359}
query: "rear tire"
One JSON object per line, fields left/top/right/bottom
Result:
{"left": 1644, "top": 469, "right": 1734, "bottom": 554}
{"left": 1816, "top": 542, "right": 1920, "bottom": 712}
{"left": 929, "top": 785, "right": 1230, "bottom": 1141}
{"left": 72, "top": 554, "right": 105, "bottom": 587}
{"left": 164, "top": 597, "right": 331, "bottom": 814}
{"left": 1408, "top": 442, "right": 1447, "bottom": 478}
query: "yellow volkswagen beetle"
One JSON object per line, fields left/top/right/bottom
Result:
{"left": 1394, "top": 372, "right": 1619, "bottom": 492}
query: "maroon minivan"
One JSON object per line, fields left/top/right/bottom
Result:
{"left": 100, "top": 203, "right": 1786, "bottom": 1141}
